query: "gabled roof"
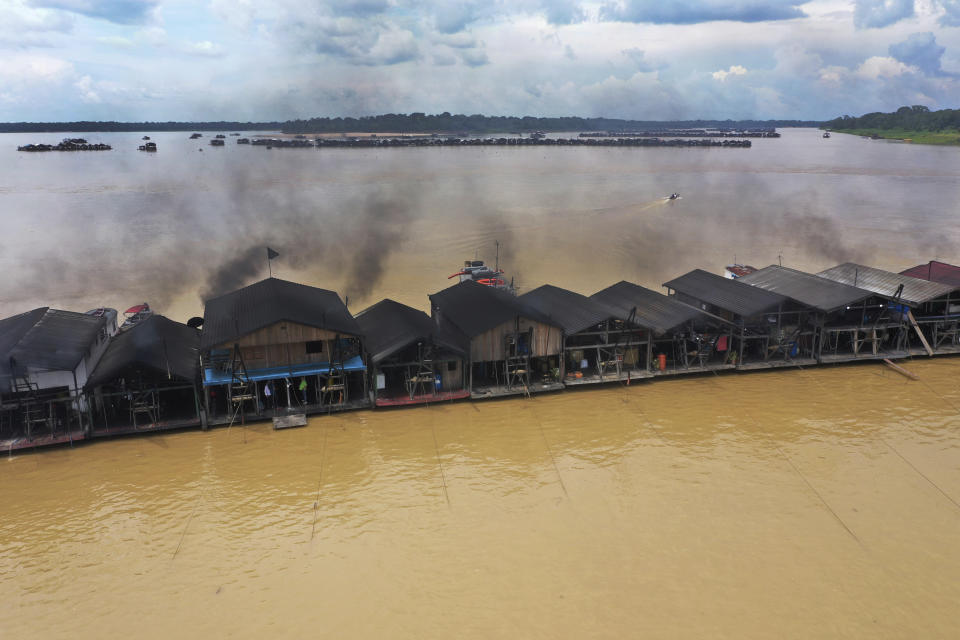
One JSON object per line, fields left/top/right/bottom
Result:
{"left": 900, "top": 261, "right": 960, "bottom": 288}
{"left": 428, "top": 280, "right": 559, "bottom": 338}
{"left": 0, "top": 308, "right": 106, "bottom": 375}
{"left": 85, "top": 315, "right": 199, "bottom": 389}
{"left": 738, "top": 265, "right": 876, "bottom": 313}
{"left": 0, "top": 308, "right": 48, "bottom": 377}
{"left": 354, "top": 299, "right": 466, "bottom": 363}
{"left": 817, "top": 263, "right": 956, "bottom": 307}
{"left": 201, "top": 278, "right": 360, "bottom": 349}
{"left": 519, "top": 285, "right": 620, "bottom": 334}
{"left": 591, "top": 281, "right": 710, "bottom": 333}
{"left": 663, "top": 269, "right": 786, "bottom": 318}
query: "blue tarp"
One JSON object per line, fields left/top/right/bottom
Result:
{"left": 203, "top": 355, "right": 365, "bottom": 386}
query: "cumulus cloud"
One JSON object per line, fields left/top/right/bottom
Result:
{"left": 95, "top": 35, "right": 132, "bottom": 47}
{"left": 937, "top": 0, "right": 960, "bottom": 26}
{"left": 889, "top": 32, "right": 948, "bottom": 76}
{"left": 29, "top": 0, "right": 161, "bottom": 25}
{"left": 74, "top": 74, "right": 101, "bottom": 102}
{"left": 600, "top": 0, "right": 806, "bottom": 24}
{"left": 459, "top": 47, "right": 489, "bottom": 66}
{"left": 853, "top": 0, "right": 914, "bottom": 29}
{"left": 180, "top": 40, "right": 225, "bottom": 58}
{"left": 712, "top": 64, "right": 747, "bottom": 80}
{"left": 857, "top": 55, "right": 913, "bottom": 79}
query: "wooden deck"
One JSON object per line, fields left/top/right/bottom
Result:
{"left": 375, "top": 389, "right": 471, "bottom": 408}
{"left": 471, "top": 381, "right": 565, "bottom": 400}
{"left": 1, "top": 429, "right": 86, "bottom": 452}
{"left": 736, "top": 357, "right": 818, "bottom": 371}
{"left": 563, "top": 368, "right": 653, "bottom": 386}
{"left": 91, "top": 416, "right": 202, "bottom": 438}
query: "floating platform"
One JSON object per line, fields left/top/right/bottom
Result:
{"left": 375, "top": 389, "right": 471, "bottom": 408}
{"left": 273, "top": 413, "right": 307, "bottom": 429}
{"left": 1, "top": 430, "right": 85, "bottom": 452}
{"left": 471, "top": 381, "right": 565, "bottom": 400}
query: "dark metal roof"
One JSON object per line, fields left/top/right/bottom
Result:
{"left": 738, "top": 265, "right": 876, "bottom": 312}
{"left": 590, "top": 281, "right": 708, "bottom": 333}
{"left": 1, "top": 308, "right": 106, "bottom": 375}
{"left": 519, "top": 285, "right": 620, "bottom": 334}
{"left": 817, "top": 263, "right": 956, "bottom": 307}
{"left": 201, "top": 278, "right": 360, "bottom": 349}
{"left": 900, "top": 261, "right": 960, "bottom": 288}
{"left": 354, "top": 299, "right": 466, "bottom": 363}
{"left": 428, "top": 280, "right": 560, "bottom": 338}
{"left": 0, "top": 308, "right": 48, "bottom": 378}
{"left": 663, "top": 269, "right": 786, "bottom": 318}
{"left": 85, "top": 315, "right": 200, "bottom": 389}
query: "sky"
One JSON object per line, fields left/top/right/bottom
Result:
{"left": 0, "top": 0, "right": 958, "bottom": 121}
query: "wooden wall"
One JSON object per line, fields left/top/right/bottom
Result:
{"left": 214, "top": 322, "right": 356, "bottom": 371}
{"left": 469, "top": 317, "right": 562, "bottom": 362}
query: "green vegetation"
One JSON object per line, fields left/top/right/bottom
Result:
{"left": 280, "top": 112, "right": 818, "bottom": 134}
{"left": 0, "top": 113, "right": 820, "bottom": 134}
{"left": 829, "top": 128, "right": 960, "bottom": 144}
{"left": 823, "top": 105, "right": 960, "bottom": 145}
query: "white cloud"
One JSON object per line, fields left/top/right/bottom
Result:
{"left": 712, "top": 64, "right": 747, "bottom": 80}
{"left": 856, "top": 55, "right": 914, "bottom": 78}
{"left": 74, "top": 74, "right": 101, "bottom": 102}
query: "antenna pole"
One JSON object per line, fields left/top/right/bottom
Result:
{"left": 495, "top": 240, "right": 500, "bottom": 273}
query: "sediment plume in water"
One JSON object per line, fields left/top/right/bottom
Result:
{"left": 1, "top": 361, "right": 959, "bottom": 637}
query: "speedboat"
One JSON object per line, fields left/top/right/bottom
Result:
{"left": 667, "top": 193, "right": 680, "bottom": 200}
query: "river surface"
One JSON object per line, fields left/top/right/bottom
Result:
{"left": 1, "top": 128, "right": 959, "bottom": 319}
{"left": 2, "top": 360, "right": 959, "bottom": 638}
{"left": 2, "top": 129, "right": 960, "bottom": 638}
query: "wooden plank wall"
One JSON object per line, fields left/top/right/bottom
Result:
{"left": 214, "top": 322, "right": 357, "bottom": 370}
{"left": 469, "top": 317, "right": 563, "bottom": 362}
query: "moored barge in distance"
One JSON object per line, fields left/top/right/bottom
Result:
{"left": 311, "top": 136, "right": 752, "bottom": 148}
{"left": 18, "top": 138, "right": 112, "bottom": 152}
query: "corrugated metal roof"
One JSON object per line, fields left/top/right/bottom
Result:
{"left": 0, "top": 307, "right": 48, "bottom": 378}
{"left": 519, "top": 285, "right": 620, "bottom": 334}
{"left": 590, "top": 281, "right": 707, "bottom": 333}
{"left": 900, "top": 261, "right": 960, "bottom": 288}
{"left": 429, "top": 280, "right": 560, "bottom": 338}
{"left": 4, "top": 308, "right": 105, "bottom": 374}
{"left": 817, "top": 263, "right": 956, "bottom": 306}
{"left": 663, "top": 269, "right": 786, "bottom": 318}
{"left": 354, "top": 299, "right": 466, "bottom": 363}
{"left": 201, "top": 278, "right": 361, "bottom": 349}
{"left": 738, "top": 265, "right": 875, "bottom": 312}
{"left": 85, "top": 315, "right": 199, "bottom": 389}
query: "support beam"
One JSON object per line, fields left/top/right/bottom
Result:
{"left": 907, "top": 310, "right": 934, "bottom": 356}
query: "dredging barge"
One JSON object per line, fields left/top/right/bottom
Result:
{"left": 18, "top": 138, "right": 112, "bottom": 151}
{"left": 3, "top": 256, "right": 959, "bottom": 452}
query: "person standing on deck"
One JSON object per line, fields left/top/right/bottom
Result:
{"left": 299, "top": 377, "right": 308, "bottom": 404}
{"left": 264, "top": 382, "right": 272, "bottom": 409}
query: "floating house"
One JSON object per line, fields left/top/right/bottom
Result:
{"left": 738, "top": 265, "right": 900, "bottom": 362}
{"left": 429, "top": 280, "right": 564, "bottom": 398}
{"left": 200, "top": 278, "right": 367, "bottom": 424}
{"left": 519, "top": 284, "right": 648, "bottom": 385}
{"left": 818, "top": 263, "right": 960, "bottom": 356}
{"left": 84, "top": 315, "right": 201, "bottom": 436}
{"left": 663, "top": 269, "right": 791, "bottom": 369}
{"left": 0, "top": 307, "right": 117, "bottom": 448}
{"left": 354, "top": 299, "right": 469, "bottom": 407}
{"left": 591, "top": 281, "right": 734, "bottom": 374}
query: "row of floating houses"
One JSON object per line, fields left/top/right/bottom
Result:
{"left": 3, "top": 259, "right": 960, "bottom": 452}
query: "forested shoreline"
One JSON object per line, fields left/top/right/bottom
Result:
{"left": 0, "top": 113, "right": 819, "bottom": 134}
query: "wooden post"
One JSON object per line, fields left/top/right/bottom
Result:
{"left": 907, "top": 310, "right": 934, "bottom": 356}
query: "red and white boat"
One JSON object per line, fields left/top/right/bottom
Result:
{"left": 120, "top": 302, "right": 152, "bottom": 330}
{"left": 448, "top": 243, "right": 516, "bottom": 294}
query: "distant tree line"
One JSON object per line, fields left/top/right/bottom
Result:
{"left": 0, "top": 113, "right": 821, "bottom": 134}
{"left": 280, "top": 112, "right": 820, "bottom": 134}
{"left": 823, "top": 105, "right": 960, "bottom": 131}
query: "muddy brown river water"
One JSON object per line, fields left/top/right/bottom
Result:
{"left": 2, "top": 128, "right": 960, "bottom": 637}
{"left": 2, "top": 360, "right": 959, "bottom": 638}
